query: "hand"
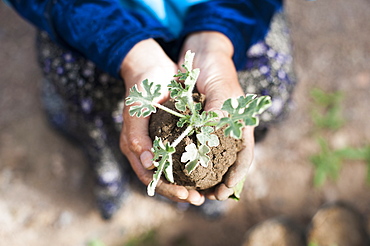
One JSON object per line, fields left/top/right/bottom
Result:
{"left": 119, "top": 39, "right": 205, "bottom": 205}
{"left": 179, "top": 32, "right": 255, "bottom": 200}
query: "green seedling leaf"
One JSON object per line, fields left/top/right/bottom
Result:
{"left": 196, "top": 111, "right": 219, "bottom": 127}
{"left": 310, "top": 137, "right": 342, "bottom": 187}
{"left": 148, "top": 137, "right": 176, "bottom": 196}
{"left": 182, "top": 143, "right": 211, "bottom": 174}
{"left": 310, "top": 88, "right": 344, "bottom": 130}
{"left": 219, "top": 118, "right": 244, "bottom": 139}
{"left": 229, "top": 175, "right": 247, "bottom": 201}
{"left": 177, "top": 115, "right": 191, "bottom": 128}
{"left": 181, "top": 143, "right": 199, "bottom": 173}
{"left": 124, "top": 230, "right": 160, "bottom": 246}
{"left": 174, "top": 70, "right": 188, "bottom": 81}
{"left": 183, "top": 50, "right": 195, "bottom": 72}
{"left": 168, "top": 51, "right": 199, "bottom": 113}
{"left": 174, "top": 50, "right": 200, "bottom": 114}
{"left": 168, "top": 80, "right": 190, "bottom": 112}
{"left": 311, "top": 88, "right": 343, "bottom": 107}
{"left": 308, "top": 243, "right": 319, "bottom": 246}
{"left": 198, "top": 144, "right": 211, "bottom": 167}
{"left": 335, "top": 146, "right": 370, "bottom": 184}
{"left": 125, "top": 79, "right": 161, "bottom": 117}
{"left": 196, "top": 126, "right": 219, "bottom": 147}
{"left": 217, "top": 95, "right": 271, "bottom": 139}
{"left": 174, "top": 96, "right": 189, "bottom": 112}
{"left": 168, "top": 79, "right": 186, "bottom": 98}
{"left": 87, "top": 239, "right": 105, "bottom": 246}
{"left": 163, "top": 158, "right": 174, "bottom": 183}
{"left": 184, "top": 68, "right": 200, "bottom": 88}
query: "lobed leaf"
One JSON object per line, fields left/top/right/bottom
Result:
{"left": 184, "top": 68, "right": 200, "bottom": 89}
{"left": 220, "top": 119, "right": 244, "bottom": 139}
{"left": 198, "top": 144, "right": 211, "bottom": 167}
{"left": 148, "top": 137, "right": 176, "bottom": 196}
{"left": 170, "top": 51, "right": 200, "bottom": 114}
{"left": 199, "top": 111, "right": 219, "bottom": 126}
{"left": 182, "top": 143, "right": 200, "bottom": 174}
{"left": 181, "top": 143, "right": 198, "bottom": 164}
{"left": 182, "top": 143, "right": 211, "bottom": 174}
{"left": 218, "top": 94, "right": 272, "bottom": 139}
{"left": 183, "top": 50, "right": 195, "bottom": 72}
{"left": 168, "top": 80, "right": 186, "bottom": 98}
{"left": 177, "top": 115, "right": 191, "bottom": 128}
{"left": 229, "top": 176, "right": 247, "bottom": 201}
{"left": 174, "top": 70, "right": 189, "bottom": 81}
{"left": 168, "top": 80, "right": 190, "bottom": 112}
{"left": 125, "top": 79, "right": 162, "bottom": 117}
{"left": 196, "top": 126, "right": 220, "bottom": 147}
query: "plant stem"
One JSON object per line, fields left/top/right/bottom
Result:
{"left": 152, "top": 102, "right": 185, "bottom": 119}
{"left": 186, "top": 70, "right": 199, "bottom": 115}
{"left": 172, "top": 125, "right": 193, "bottom": 148}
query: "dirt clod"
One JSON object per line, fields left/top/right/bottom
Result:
{"left": 149, "top": 93, "right": 243, "bottom": 190}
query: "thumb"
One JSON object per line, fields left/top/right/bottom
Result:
{"left": 203, "top": 89, "right": 230, "bottom": 118}
{"left": 121, "top": 107, "right": 155, "bottom": 170}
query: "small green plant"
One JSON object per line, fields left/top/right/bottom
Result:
{"left": 309, "top": 88, "right": 370, "bottom": 186}
{"left": 126, "top": 50, "right": 271, "bottom": 196}
{"left": 87, "top": 239, "right": 106, "bottom": 246}
{"left": 124, "top": 230, "right": 160, "bottom": 246}
{"left": 310, "top": 88, "right": 344, "bottom": 130}
{"left": 311, "top": 138, "right": 370, "bottom": 187}
{"left": 308, "top": 242, "right": 337, "bottom": 246}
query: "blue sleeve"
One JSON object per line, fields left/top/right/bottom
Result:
{"left": 181, "top": 0, "right": 283, "bottom": 70}
{"left": 7, "top": 0, "right": 173, "bottom": 78}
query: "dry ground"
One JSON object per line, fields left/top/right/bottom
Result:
{"left": 1, "top": 0, "right": 369, "bottom": 245}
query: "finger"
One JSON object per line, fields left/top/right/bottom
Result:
{"left": 139, "top": 150, "right": 155, "bottom": 170}
{"left": 125, "top": 145, "right": 206, "bottom": 205}
{"left": 187, "top": 189, "right": 205, "bottom": 206}
{"left": 203, "top": 188, "right": 217, "bottom": 200}
{"left": 125, "top": 149, "right": 190, "bottom": 201}
{"left": 214, "top": 183, "right": 234, "bottom": 201}
{"left": 156, "top": 181, "right": 205, "bottom": 205}
{"left": 121, "top": 106, "right": 153, "bottom": 167}
{"left": 202, "top": 81, "right": 244, "bottom": 117}
{"left": 204, "top": 99, "right": 228, "bottom": 119}
{"left": 205, "top": 193, "right": 217, "bottom": 200}
{"left": 224, "top": 126, "right": 255, "bottom": 188}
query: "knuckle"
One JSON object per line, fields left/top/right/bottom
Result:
{"left": 128, "top": 136, "right": 142, "bottom": 153}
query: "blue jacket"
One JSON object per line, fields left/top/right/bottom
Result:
{"left": 6, "top": 0, "right": 282, "bottom": 78}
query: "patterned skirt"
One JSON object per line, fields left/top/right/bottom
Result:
{"left": 36, "top": 12, "right": 296, "bottom": 219}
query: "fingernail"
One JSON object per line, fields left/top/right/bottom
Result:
{"left": 140, "top": 151, "right": 153, "bottom": 169}
{"left": 178, "top": 191, "right": 188, "bottom": 200}
{"left": 217, "top": 184, "right": 234, "bottom": 201}
{"left": 190, "top": 196, "right": 204, "bottom": 206}
{"left": 191, "top": 196, "right": 205, "bottom": 206}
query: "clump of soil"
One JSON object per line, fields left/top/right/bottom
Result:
{"left": 149, "top": 93, "right": 243, "bottom": 190}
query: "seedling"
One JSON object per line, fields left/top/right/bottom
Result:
{"left": 311, "top": 137, "right": 370, "bottom": 187}
{"left": 126, "top": 50, "right": 271, "bottom": 196}
{"left": 310, "top": 88, "right": 344, "bottom": 130}
{"left": 309, "top": 88, "right": 370, "bottom": 186}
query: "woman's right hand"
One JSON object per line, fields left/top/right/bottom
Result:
{"left": 119, "top": 39, "right": 205, "bottom": 205}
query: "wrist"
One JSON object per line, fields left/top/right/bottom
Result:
{"left": 181, "top": 31, "right": 234, "bottom": 60}
{"left": 179, "top": 32, "right": 244, "bottom": 105}
{"left": 120, "top": 39, "right": 174, "bottom": 89}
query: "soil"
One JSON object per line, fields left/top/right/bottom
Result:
{"left": 149, "top": 93, "right": 243, "bottom": 190}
